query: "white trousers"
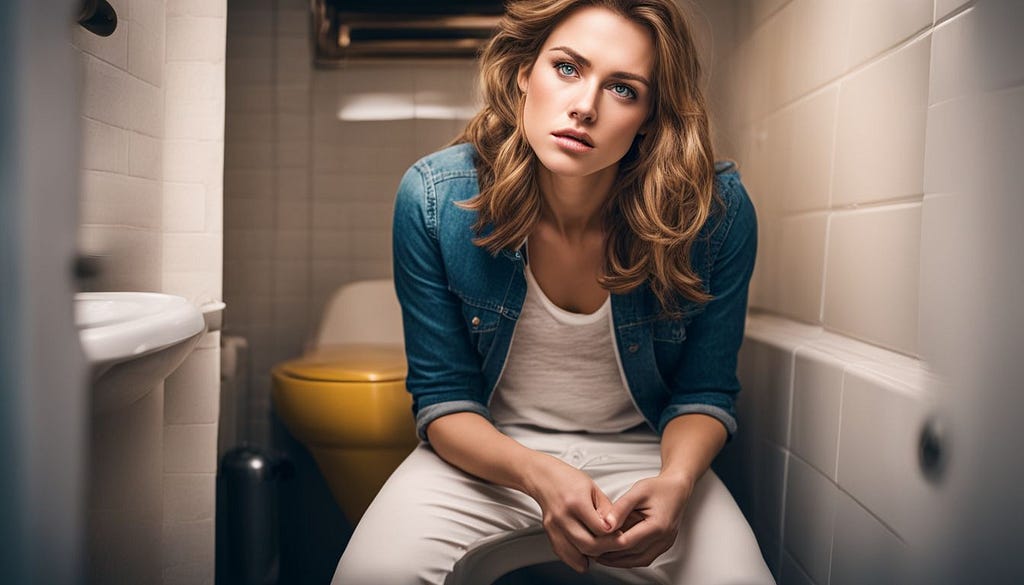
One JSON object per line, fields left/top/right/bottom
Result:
{"left": 332, "top": 425, "right": 774, "bottom": 585}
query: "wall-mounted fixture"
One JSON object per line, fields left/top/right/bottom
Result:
{"left": 312, "top": 0, "right": 505, "bottom": 64}
{"left": 78, "top": 0, "right": 117, "bottom": 37}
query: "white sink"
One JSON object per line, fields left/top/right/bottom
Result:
{"left": 75, "top": 292, "right": 206, "bottom": 412}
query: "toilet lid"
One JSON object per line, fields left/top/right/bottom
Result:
{"left": 279, "top": 344, "right": 407, "bottom": 382}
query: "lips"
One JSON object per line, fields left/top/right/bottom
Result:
{"left": 551, "top": 129, "right": 594, "bottom": 148}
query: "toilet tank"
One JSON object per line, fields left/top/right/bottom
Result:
{"left": 314, "top": 279, "right": 404, "bottom": 348}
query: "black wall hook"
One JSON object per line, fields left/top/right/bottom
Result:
{"left": 78, "top": 0, "right": 118, "bottom": 37}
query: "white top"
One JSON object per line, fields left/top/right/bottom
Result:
{"left": 488, "top": 264, "right": 645, "bottom": 432}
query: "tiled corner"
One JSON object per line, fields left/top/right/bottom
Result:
{"left": 929, "top": 7, "right": 977, "bottom": 106}
{"left": 779, "top": 550, "right": 816, "bottom": 585}
{"left": 737, "top": 337, "right": 794, "bottom": 447}
{"left": 783, "top": 455, "right": 837, "bottom": 585}
{"left": 936, "top": 0, "right": 973, "bottom": 21}
{"left": 128, "top": 17, "right": 165, "bottom": 86}
{"left": 751, "top": 439, "right": 788, "bottom": 574}
{"left": 829, "top": 490, "right": 906, "bottom": 585}
{"left": 167, "top": 16, "right": 228, "bottom": 63}
{"left": 836, "top": 364, "right": 935, "bottom": 540}
{"left": 823, "top": 204, "right": 921, "bottom": 355}
{"left": 832, "top": 37, "right": 930, "bottom": 207}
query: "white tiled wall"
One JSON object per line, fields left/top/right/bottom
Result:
{"left": 694, "top": 1, "right": 979, "bottom": 583}
{"left": 74, "top": 0, "right": 225, "bottom": 583}
{"left": 223, "top": 0, "right": 479, "bottom": 445}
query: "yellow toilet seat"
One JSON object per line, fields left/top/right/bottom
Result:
{"left": 272, "top": 344, "right": 418, "bottom": 523}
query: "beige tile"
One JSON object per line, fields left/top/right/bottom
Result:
{"left": 164, "top": 424, "right": 218, "bottom": 473}
{"left": 164, "top": 182, "right": 208, "bottom": 232}
{"left": 163, "top": 232, "right": 221, "bottom": 273}
{"left": 81, "top": 54, "right": 130, "bottom": 128}
{"left": 163, "top": 474, "right": 216, "bottom": 522}
{"left": 226, "top": 34, "right": 274, "bottom": 60}
{"left": 164, "top": 139, "right": 225, "bottom": 184}
{"left": 779, "top": 87, "right": 838, "bottom": 213}
{"left": 790, "top": 347, "right": 844, "bottom": 480}
{"left": 225, "top": 169, "right": 274, "bottom": 199}
{"left": 836, "top": 365, "right": 935, "bottom": 540}
{"left": 226, "top": 84, "right": 273, "bottom": 114}
{"left": 81, "top": 118, "right": 130, "bottom": 174}
{"left": 227, "top": 8, "right": 273, "bottom": 37}
{"left": 89, "top": 509, "right": 162, "bottom": 585}
{"left": 128, "top": 18, "right": 164, "bottom": 86}
{"left": 226, "top": 112, "right": 274, "bottom": 142}
{"left": 276, "top": 140, "right": 311, "bottom": 168}
{"left": 777, "top": 213, "right": 827, "bottom": 323}
{"left": 166, "top": 61, "right": 225, "bottom": 103}
{"left": 166, "top": 97, "right": 226, "bottom": 142}
{"left": 830, "top": 490, "right": 907, "bottom": 585}
{"left": 780, "top": 0, "right": 850, "bottom": 103}
{"left": 225, "top": 197, "right": 275, "bottom": 230}
{"left": 168, "top": 0, "right": 227, "bottom": 18}
{"left": 165, "top": 347, "right": 220, "bottom": 424}
{"left": 349, "top": 229, "right": 392, "bottom": 261}
{"left": 79, "top": 172, "right": 161, "bottom": 229}
{"left": 167, "top": 16, "right": 228, "bottom": 63}
{"left": 823, "top": 204, "right": 921, "bottom": 355}
{"left": 162, "top": 519, "right": 215, "bottom": 568}
{"left": 276, "top": 8, "right": 309, "bottom": 36}
{"left": 225, "top": 140, "right": 273, "bottom": 169}
{"left": 273, "top": 260, "right": 310, "bottom": 298}
{"left": 276, "top": 197, "right": 311, "bottom": 230}
{"left": 227, "top": 57, "right": 274, "bottom": 85}
{"left": 89, "top": 388, "right": 163, "bottom": 512}
{"left": 832, "top": 38, "right": 930, "bottom": 206}
{"left": 736, "top": 337, "right": 794, "bottom": 447}
{"left": 846, "top": 0, "right": 932, "bottom": 68}
{"left": 132, "top": 0, "right": 164, "bottom": 32}
{"left": 276, "top": 169, "right": 311, "bottom": 201}
{"left": 783, "top": 456, "right": 837, "bottom": 584}
{"left": 163, "top": 561, "right": 215, "bottom": 585}
{"left": 128, "top": 77, "right": 164, "bottom": 137}
{"left": 128, "top": 131, "right": 163, "bottom": 179}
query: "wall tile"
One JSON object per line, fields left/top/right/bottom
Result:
{"left": 164, "top": 139, "right": 224, "bottom": 185}
{"left": 82, "top": 54, "right": 130, "bottom": 128}
{"left": 129, "top": 131, "right": 163, "bottom": 180}
{"left": 163, "top": 232, "right": 222, "bottom": 273}
{"left": 832, "top": 38, "right": 930, "bottom": 206}
{"left": 783, "top": 456, "right": 837, "bottom": 585}
{"left": 227, "top": 8, "right": 274, "bottom": 38}
{"left": 165, "top": 98, "right": 226, "bottom": 141}
{"left": 166, "top": 61, "right": 226, "bottom": 103}
{"left": 846, "top": 0, "right": 932, "bottom": 68}
{"left": 751, "top": 440, "right": 788, "bottom": 574}
{"left": 79, "top": 172, "right": 162, "bottom": 230}
{"left": 777, "top": 213, "right": 827, "bottom": 323}
{"left": 168, "top": 0, "right": 228, "bottom": 18}
{"left": 829, "top": 491, "right": 907, "bottom": 585}
{"left": 163, "top": 474, "right": 216, "bottom": 522}
{"left": 167, "top": 16, "right": 228, "bottom": 62}
{"left": 164, "top": 424, "right": 218, "bottom": 473}
{"left": 225, "top": 169, "right": 274, "bottom": 199}
{"left": 165, "top": 346, "right": 220, "bottom": 424}
{"left": 779, "top": 87, "right": 838, "bottom": 214}
{"left": 790, "top": 347, "right": 843, "bottom": 480}
{"left": 128, "top": 77, "right": 164, "bottom": 137}
{"left": 823, "top": 204, "right": 921, "bottom": 355}
{"left": 836, "top": 365, "right": 936, "bottom": 541}
{"left": 164, "top": 182, "right": 207, "bottom": 233}
{"left": 128, "top": 18, "right": 165, "bottom": 86}
{"left": 779, "top": 0, "right": 850, "bottom": 104}
{"left": 81, "top": 118, "right": 130, "bottom": 174}
{"left": 162, "top": 519, "right": 215, "bottom": 569}
{"left": 936, "top": 0, "right": 972, "bottom": 21}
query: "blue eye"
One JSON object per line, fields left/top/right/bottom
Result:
{"left": 555, "top": 62, "right": 578, "bottom": 77}
{"left": 611, "top": 84, "right": 637, "bottom": 100}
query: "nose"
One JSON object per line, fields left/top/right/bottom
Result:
{"left": 569, "top": 84, "right": 599, "bottom": 124}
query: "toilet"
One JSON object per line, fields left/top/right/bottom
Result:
{"left": 271, "top": 279, "right": 417, "bottom": 523}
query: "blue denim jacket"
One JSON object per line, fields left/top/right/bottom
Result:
{"left": 392, "top": 143, "right": 757, "bottom": 442}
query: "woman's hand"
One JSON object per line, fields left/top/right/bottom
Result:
{"left": 594, "top": 473, "right": 694, "bottom": 568}
{"left": 523, "top": 454, "right": 623, "bottom": 573}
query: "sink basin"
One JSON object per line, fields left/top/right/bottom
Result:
{"left": 75, "top": 292, "right": 206, "bottom": 412}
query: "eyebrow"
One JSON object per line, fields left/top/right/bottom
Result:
{"left": 548, "top": 46, "right": 651, "bottom": 87}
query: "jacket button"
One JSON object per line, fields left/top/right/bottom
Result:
{"left": 628, "top": 343, "right": 639, "bottom": 353}
{"left": 471, "top": 316, "right": 481, "bottom": 327}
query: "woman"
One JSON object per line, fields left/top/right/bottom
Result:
{"left": 334, "top": 1, "right": 773, "bottom": 583}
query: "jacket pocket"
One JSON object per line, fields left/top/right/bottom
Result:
{"left": 456, "top": 297, "right": 502, "bottom": 357}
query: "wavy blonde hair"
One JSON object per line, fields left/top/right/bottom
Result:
{"left": 457, "top": 0, "right": 717, "bottom": 311}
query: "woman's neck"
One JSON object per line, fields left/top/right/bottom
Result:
{"left": 536, "top": 163, "right": 617, "bottom": 241}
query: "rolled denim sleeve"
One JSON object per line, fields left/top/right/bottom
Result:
{"left": 658, "top": 173, "right": 757, "bottom": 438}
{"left": 392, "top": 164, "right": 491, "bottom": 441}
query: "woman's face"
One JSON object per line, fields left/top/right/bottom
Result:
{"left": 518, "top": 6, "right": 655, "bottom": 181}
